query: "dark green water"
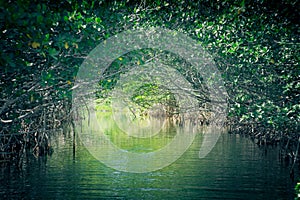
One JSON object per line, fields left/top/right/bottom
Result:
{"left": 0, "top": 132, "right": 297, "bottom": 199}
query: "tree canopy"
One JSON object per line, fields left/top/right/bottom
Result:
{"left": 0, "top": 0, "right": 299, "bottom": 157}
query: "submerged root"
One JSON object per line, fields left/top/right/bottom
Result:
{"left": 228, "top": 121, "right": 300, "bottom": 171}
{"left": 0, "top": 102, "right": 71, "bottom": 165}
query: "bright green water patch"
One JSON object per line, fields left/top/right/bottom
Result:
{"left": 94, "top": 104, "right": 176, "bottom": 153}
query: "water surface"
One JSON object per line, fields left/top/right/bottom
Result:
{"left": 0, "top": 131, "right": 297, "bottom": 199}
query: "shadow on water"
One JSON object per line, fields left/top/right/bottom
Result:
{"left": 0, "top": 125, "right": 299, "bottom": 200}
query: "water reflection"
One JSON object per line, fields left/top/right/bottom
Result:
{"left": 80, "top": 112, "right": 200, "bottom": 173}
{"left": 0, "top": 130, "right": 298, "bottom": 199}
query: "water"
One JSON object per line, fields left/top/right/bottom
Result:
{"left": 0, "top": 131, "right": 297, "bottom": 199}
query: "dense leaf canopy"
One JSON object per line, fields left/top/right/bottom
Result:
{"left": 0, "top": 0, "right": 299, "bottom": 155}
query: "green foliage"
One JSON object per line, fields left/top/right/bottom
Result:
{"left": 0, "top": 0, "right": 299, "bottom": 155}
{"left": 295, "top": 182, "right": 300, "bottom": 200}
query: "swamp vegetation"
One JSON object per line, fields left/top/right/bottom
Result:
{"left": 0, "top": 0, "right": 299, "bottom": 182}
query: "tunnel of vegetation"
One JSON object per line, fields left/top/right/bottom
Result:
{"left": 0, "top": 0, "right": 299, "bottom": 167}
{"left": 95, "top": 49, "right": 212, "bottom": 123}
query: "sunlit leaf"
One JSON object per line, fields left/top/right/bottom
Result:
{"left": 72, "top": 43, "right": 78, "bottom": 49}
{"left": 64, "top": 42, "right": 69, "bottom": 49}
{"left": 31, "top": 41, "right": 40, "bottom": 48}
